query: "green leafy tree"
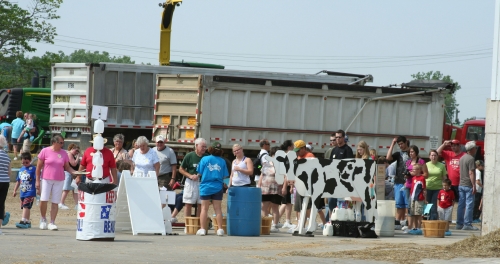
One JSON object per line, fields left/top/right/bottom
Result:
{"left": 411, "top": 71, "right": 461, "bottom": 124}
{"left": 0, "top": 50, "right": 134, "bottom": 89}
{"left": 0, "top": 0, "right": 62, "bottom": 57}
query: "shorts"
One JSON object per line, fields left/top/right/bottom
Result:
{"left": 158, "top": 172, "right": 173, "bottom": 190}
{"left": 451, "top": 185, "right": 459, "bottom": 202}
{"left": 394, "top": 183, "right": 409, "bottom": 209}
{"left": 409, "top": 200, "right": 424, "bottom": 216}
{"left": 262, "top": 194, "right": 282, "bottom": 205}
{"left": 182, "top": 178, "right": 201, "bottom": 204}
{"left": 63, "top": 171, "right": 74, "bottom": 191}
{"left": 40, "top": 179, "right": 64, "bottom": 204}
{"left": 438, "top": 206, "right": 453, "bottom": 221}
{"left": 281, "top": 186, "right": 292, "bottom": 204}
{"left": 11, "top": 138, "right": 22, "bottom": 149}
{"left": 200, "top": 189, "right": 224, "bottom": 201}
{"left": 20, "top": 196, "right": 35, "bottom": 209}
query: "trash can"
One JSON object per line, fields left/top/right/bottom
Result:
{"left": 227, "top": 187, "right": 261, "bottom": 236}
{"left": 76, "top": 182, "right": 117, "bottom": 241}
{"left": 374, "top": 200, "right": 395, "bottom": 237}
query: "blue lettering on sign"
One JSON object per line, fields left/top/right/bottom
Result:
{"left": 77, "top": 219, "right": 83, "bottom": 232}
{"left": 103, "top": 220, "right": 115, "bottom": 233}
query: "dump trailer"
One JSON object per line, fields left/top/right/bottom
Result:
{"left": 50, "top": 63, "right": 369, "bottom": 151}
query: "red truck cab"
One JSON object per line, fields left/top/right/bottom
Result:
{"left": 443, "top": 118, "right": 485, "bottom": 160}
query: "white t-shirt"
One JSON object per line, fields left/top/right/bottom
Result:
{"left": 254, "top": 149, "right": 269, "bottom": 180}
{"left": 132, "top": 148, "right": 159, "bottom": 176}
{"left": 475, "top": 169, "right": 483, "bottom": 193}
{"left": 154, "top": 146, "right": 177, "bottom": 175}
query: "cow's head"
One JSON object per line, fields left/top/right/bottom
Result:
{"left": 265, "top": 150, "right": 287, "bottom": 184}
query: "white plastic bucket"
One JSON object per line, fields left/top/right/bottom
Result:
{"left": 375, "top": 200, "right": 395, "bottom": 237}
{"left": 76, "top": 189, "right": 117, "bottom": 241}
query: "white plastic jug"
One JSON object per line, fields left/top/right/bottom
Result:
{"left": 347, "top": 208, "right": 355, "bottom": 221}
{"left": 162, "top": 206, "right": 172, "bottom": 234}
{"left": 338, "top": 208, "right": 347, "bottom": 221}
{"left": 323, "top": 223, "right": 333, "bottom": 236}
{"left": 331, "top": 207, "right": 339, "bottom": 221}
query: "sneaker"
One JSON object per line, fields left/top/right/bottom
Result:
{"left": 196, "top": 229, "right": 206, "bottom": 236}
{"left": 16, "top": 221, "right": 29, "bottom": 229}
{"left": 394, "top": 224, "right": 402, "bottom": 230}
{"left": 317, "top": 223, "right": 324, "bottom": 229}
{"left": 400, "top": 220, "right": 407, "bottom": 227}
{"left": 462, "top": 225, "right": 479, "bottom": 231}
{"left": 217, "top": 229, "right": 225, "bottom": 236}
{"left": 407, "top": 228, "right": 416, "bottom": 235}
{"left": 445, "top": 231, "right": 452, "bottom": 236}
{"left": 455, "top": 225, "right": 463, "bottom": 230}
{"left": 270, "top": 226, "right": 280, "bottom": 233}
{"left": 275, "top": 222, "right": 283, "bottom": 228}
{"left": 402, "top": 226, "right": 409, "bottom": 233}
{"left": 39, "top": 219, "right": 48, "bottom": 230}
{"left": 472, "top": 219, "right": 481, "bottom": 223}
{"left": 48, "top": 223, "right": 58, "bottom": 231}
{"left": 170, "top": 217, "right": 178, "bottom": 223}
{"left": 27, "top": 222, "right": 31, "bottom": 228}
{"left": 58, "top": 204, "right": 69, "bottom": 210}
{"left": 13, "top": 157, "right": 18, "bottom": 160}
{"left": 282, "top": 222, "right": 293, "bottom": 229}
{"left": 2, "top": 212, "right": 10, "bottom": 226}
{"left": 415, "top": 229, "right": 423, "bottom": 235}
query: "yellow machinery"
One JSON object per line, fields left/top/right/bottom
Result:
{"left": 159, "top": 0, "right": 182, "bottom": 65}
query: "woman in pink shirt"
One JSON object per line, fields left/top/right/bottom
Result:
{"left": 35, "top": 135, "right": 77, "bottom": 231}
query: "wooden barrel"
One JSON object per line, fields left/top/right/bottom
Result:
{"left": 261, "top": 217, "right": 273, "bottom": 235}
{"left": 212, "top": 216, "right": 227, "bottom": 234}
{"left": 422, "top": 220, "right": 447, "bottom": 238}
{"left": 185, "top": 217, "right": 209, "bottom": 235}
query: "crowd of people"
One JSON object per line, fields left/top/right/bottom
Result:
{"left": 0, "top": 129, "right": 485, "bottom": 237}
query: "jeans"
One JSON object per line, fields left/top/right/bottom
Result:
{"left": 325, "top": 198, "right": 337, "bottom": 222}
{"left": 426, "top": 189, "right": 440, "bottom": 220}
{"left": 457, "top": 185, "right": 474, "bottom": 226}
{"left": 473, "top": 192, "right": 482, "bottom": 220}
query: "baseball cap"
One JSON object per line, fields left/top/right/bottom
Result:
{"left": 156, "top": 135, "right": 165, "bottom": 143}
{"left": 211, "top": 141, "right": 222, "bottom": 150}
{"left": 451, "top": 139, "right": 460, "bottom": 145}
{"left": 293, "top": 140, "right": 306, "bottom": 152}
{"left": 306, "top": 144, "right": 314, "bottom": 151}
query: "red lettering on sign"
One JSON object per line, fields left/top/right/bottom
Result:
{"left": 106, "top": 190, "right": 116, "bottom": 203}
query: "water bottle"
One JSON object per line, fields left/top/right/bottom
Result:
{"left": 355, "top": 210, "right": 361, "bottom": 222}
{"left": 36, "top": 195, "right": 40, "bottom": 206}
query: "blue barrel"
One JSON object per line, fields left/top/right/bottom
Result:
{"left": 227, "top": 187, "right": 262, "bottom": 236}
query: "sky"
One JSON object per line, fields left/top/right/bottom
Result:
{"left": 19, "top": 0, "right": 496, "bottom": 123}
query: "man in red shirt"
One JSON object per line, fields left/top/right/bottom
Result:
{"left": 76, "top": 145, "right": 117, "bottom": 184}
{"left": 437, "top": 139, "right": 465, "bottom": 202}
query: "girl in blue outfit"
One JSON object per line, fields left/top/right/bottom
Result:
{"left": 196, "top": 141, "right": 229, "bottom": 236}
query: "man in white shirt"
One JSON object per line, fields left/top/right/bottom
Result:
{"left": 154, "top": 135, "right": 177, "bottom": 190}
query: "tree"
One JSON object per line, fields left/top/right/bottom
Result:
{"left": 0, "top": 0, "right": 62, "bottom": 57}
{"left": 411, "top": 71, "right": 461, "bottom": 124}
{"left": 0, "top": 49, "right": 135, "bottom": 89}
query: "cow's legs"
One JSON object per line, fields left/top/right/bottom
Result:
{"left": 297, "top": 196, "right": 310, "bottom": 235}
{"left": 305, "top": 203, "right": 318, "bottom": 234}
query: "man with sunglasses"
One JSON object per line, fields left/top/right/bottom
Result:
{"left": 329, "top": 130, "right": 354, "bottom": 160}
{"left": 154, "top": 135, "right": 177, "bottom": 190}
{"left": 437, "top": 139, "right": 466, "bottom": 204}
{"left": 324, "top": 133, "right": 338, "bottom": 160}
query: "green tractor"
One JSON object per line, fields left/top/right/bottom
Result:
{"left": 0, "top": 88, "right": 51, "bottom": 152}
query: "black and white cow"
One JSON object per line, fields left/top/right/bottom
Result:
{"left": 267, "top": 150, "right": 377, "bottom": 236}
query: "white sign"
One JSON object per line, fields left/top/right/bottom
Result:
{"left": 115, "top": 170, "right": 166, "bottom": 235}
{"left": 91, "top": 105, "right": 108, "bottom": 120}
{"left": 430, "top": 136, "right": 439, "bottom": 150}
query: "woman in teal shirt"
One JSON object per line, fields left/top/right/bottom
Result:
{"left": 426, "top": 150, "right": 447, "bottom": 220}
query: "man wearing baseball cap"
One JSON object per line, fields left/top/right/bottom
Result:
{"left": 437, "top": 139, "right": 465, "bottom": 202}
{"left": 153, "top": 135, "right": 177, "bottom": 189}
{"left": 293, "top": 140, "right": 315, "bottom": 159}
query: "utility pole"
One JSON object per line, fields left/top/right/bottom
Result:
{"left": 483, "top": 0, "right": 500, "bottom": 236}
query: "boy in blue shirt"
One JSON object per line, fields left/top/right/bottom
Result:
{"left": 12, "top": 152, "right": 36, "bottom": 228}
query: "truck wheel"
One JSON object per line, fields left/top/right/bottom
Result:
{"left": 30, "top": 143, "right": 39, "bottom": 153}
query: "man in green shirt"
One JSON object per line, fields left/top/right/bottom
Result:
{"left": 179, "top": 138, "right": 208, "bottom": 219}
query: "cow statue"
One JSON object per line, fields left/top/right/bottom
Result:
{"left": 266, "top": 150, "right": 377, "bottom": 236}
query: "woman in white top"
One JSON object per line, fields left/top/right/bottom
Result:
{"left": 228, "top": 144, "right": 253, "bottom": 188}
{"left": 131, "top": 136, "right": 160, "bottom": 177}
